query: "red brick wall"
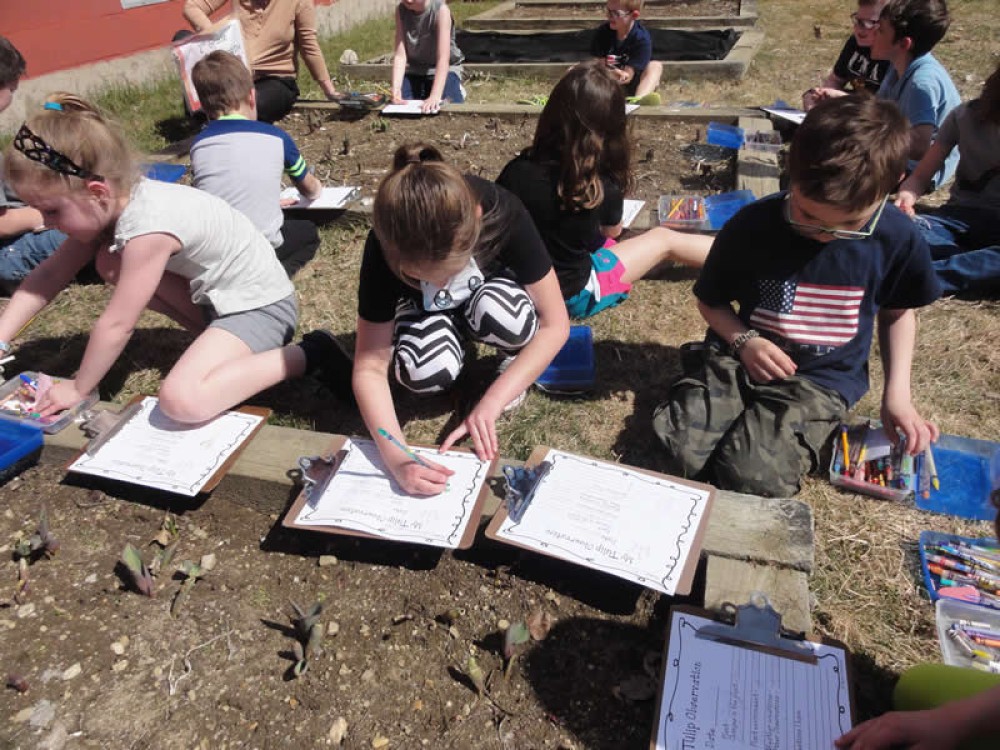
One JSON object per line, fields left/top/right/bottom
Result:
{"left": 2, "top": 0, "right": 338, "bottom": 79}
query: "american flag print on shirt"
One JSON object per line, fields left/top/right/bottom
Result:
{"left": 750, "top": 280, "right": 864, "bottom": 348}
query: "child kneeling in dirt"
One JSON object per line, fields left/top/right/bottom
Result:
{"left": 652, "top": 96, "right": 941, "bottom": 497}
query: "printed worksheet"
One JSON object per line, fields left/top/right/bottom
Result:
{"left": 382, "top": 101, "right": 444, "bottom": 115}
{"left": 493, "top": 450, "right": 712, "bottom": 594}
{"left": 172, "top": 20, "right": 248, "bottom": 112}
{"left": 293, "top": 439, "right": 490, "bottom": 548}
{"left": 622, "top": 199, "right": 646, "bottom": 228}
{"left": 761, "top": 106, "right": 806, "bottom": 125}
{"left": 657, "top": 611, "right": 853, "bottom": 750}
{"left": 68, "top": 397, "right": 263, "bottom": 496}
{"left": 280, "top": 186, "right": 360, "bottom": 210}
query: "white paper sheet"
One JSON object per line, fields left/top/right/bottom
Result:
{"left": 280, "top": 186, "right": 360, "bottom": 210}
{"left": 494, "top": 450, "right": 711, "bottom": 594}
{"left": 171, "top": 20, "right": 248, "bottom": 113}
{"left": 657, "top": 611, "right": 853, "bottom": 750}
{"left": 382, "top": 101, "right": 444, "bottom": 115}
{"left": 293, "top": 439, "right": 490, "bottom": 548}
{"left": 761, "top": 106, "right": 806, "bottom": 125}
{"left": 68, "top": 397, "right": 263, "bottom": 496}
{"left": 625, "top": 103, "right": 640, "bottom": 115}
{"left": 622, "top": 199, "right": 645, "bottom": 228}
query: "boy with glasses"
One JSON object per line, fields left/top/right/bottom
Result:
{"left": 803, "top": 0, "right": 890, "bottom": 110}
{"left": 653, "top": 96, "right": 941, "bottom": 497}
{"left": 590, "top": 1, "right": 663, "bottom": 105}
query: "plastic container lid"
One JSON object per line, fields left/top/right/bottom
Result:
{"left": 657, "top": 195, "right": 708, "bottom": 231}
{"left": 706, "top": 121, "right": 745, "bottom": 149}
{"left": 536, "top": 326, "right": 595, "bottom": 392}
{"left": 704, "top": 190, "right": 755, "bottom": 230}
{"left": 936, "top": 598, "right": 1000, "bottom": 667}
{"left": 0, "top": 419, "right": 43, "bottom": 485}
{"left": 914, "top": 433, "right": 1000, "bottom": 521}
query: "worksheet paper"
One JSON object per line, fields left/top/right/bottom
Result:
{"left": 68, "top": 397, "right": 263, "bottom": 496}
{"left": 293, "top": 439, "right": 490, "bottom": 548}
{"left": 761, "top": 106, "right": 807, "bottom": 125}
{"left": 493, "top": 450, "right": 711, "bottom": 594}
{"left": 382, "top": 101, "right": 444, "bottom": 115}
{"left": 280, "top": 186, "right": 360, "bottom": 210}
{"left": 622, "top": 199, "right": 646, "bottom": 228}
{"left": 657, "top": 611, "right": 853, "bottom": 750}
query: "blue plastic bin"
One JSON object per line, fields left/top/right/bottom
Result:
{"left": 706, "top": 122, "right": 745, "bottom": 149}
{"left": 143, "top": 163, "right": 187, "bottom": 183}
{"left": 915, "top": 434, "right": 1000, "bottom": 521}
{"left": 0, "top": 420, "right": 43, "bottom": 485}
{"left": 536, "top": 326, "right": 595, "bottom": 393}
{"left": 918, "top": 530, "right": 1000, "bottom": 610}
{"left": 705, "top": 190, "right": 755, "bottom": 230}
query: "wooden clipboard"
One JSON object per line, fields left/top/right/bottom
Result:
{"left": 66, "top": 395, "right": 269, "bottom": 496}
{"left": 650, "top": 598, "right": 857, "bottom": 750}
{"left": 281, "top": 436, "right": 496, "bottom": 550}
{"left": 484, "top": 445, "right": 715, "bottom": 597}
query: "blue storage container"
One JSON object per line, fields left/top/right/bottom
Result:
{"left": 706, "top": 122, "right": 745, "bottom": 149}
{"left": 705, "top": 190, "right": 756, "bottom": 230}
{"left": 919, "top": 530, "right": 1000, "bottom": 610}
{"left": 0, "top": 420, "right": 43, "bottom": 485}
{"left": 536, "top": 326, "right": 595, "bottom": 393}
{"left": 143, "top": 163, "right": 187, "bottom": 183}
{"left": 916, "top": 434, "right": 1000, "bottom": 521}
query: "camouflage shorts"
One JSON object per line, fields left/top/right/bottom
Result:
{"left": 652, "top": 342, "right": 847, "bottom": 497}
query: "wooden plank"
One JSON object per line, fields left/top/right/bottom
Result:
{"left": 702, "top": 490, "right": 813, "bottom": 572}
{"left": 464, "top": 16, "right": 757, "bottom": 31}
{"left": 736, "top": 150, "right": 781, "bottom": 198}
{"left": 704, "top": 556, "right": 812, "bottom": 633}
{"left": 737, "top": 115, "right": 773, "bottom": 133}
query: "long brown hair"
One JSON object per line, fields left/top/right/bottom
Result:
{"left": 971, "top": 61, "right": 1000, "bottom": 125}
{"left": 528, "top": 60, "right": 633, "bottom": 212}
{"left": 373, "top": 143, "right": 513, "bottom": 274}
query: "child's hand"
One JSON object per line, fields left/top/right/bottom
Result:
{"left": 34, "top": 378, "right": 84, "bottom": 417}
{"left": 440, "top": 397, "right": 504, "bottom": 460}
{"left": 421, "top": 96, "right": 442, "bottom": 114}
{"left": 881, "top": 394, "right": 938, "bottom": 455}
{"left": 894, "top": 190, "right": 918, "bottom": 217}
{"left": 391, "top": 456, "right": 455, "bottom": 496}
{"left": 738, "top": 337, "right": 797, "bottom": 383}
{"left": 835, "top": 708, "right": 959, "bottom": 750}
{"left": 391, "top": 92, "right": 406, "bottom": 105}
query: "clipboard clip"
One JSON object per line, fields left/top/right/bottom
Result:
{"left": 297, "top": 453, "right": 341, "bottom": 509}
{"left": 696, "top": 592, "right": 817, "bottom": 664}
{"left": 501, "top": 460, "right": 552, "bottom": 523}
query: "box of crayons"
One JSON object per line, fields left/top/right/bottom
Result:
{"left": 919, "top": 530, "right": 1000, "bottom": 610}
{"left": 829, "top": 421, "right": 920, "bottom": 502}
{"left": 657, "top": 195, "right": 708, "bottom": 231}
{"left": 936, "top": 598, "right": 1000, "bottom": 671}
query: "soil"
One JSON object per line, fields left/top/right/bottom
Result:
{"left": 492, "top": 0, "right": 741, "bottom": 20}
{"left": 0, "top": 461, "right": 697, "bottom": 750}
{"left": 282, "top": 110, "right": 735, "bottom": 209}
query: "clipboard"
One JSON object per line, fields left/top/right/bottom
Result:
{"left": 66, "top": 396, "right": 269, "bottom": 496}
{"left": 651, "top": 596, "right": 856, "bottom": 750}
{"left": 485, "top": 446, "right": 715, "bottom": 596}
{"left": 281, "top": 436, "right": 496, "bottom": 550}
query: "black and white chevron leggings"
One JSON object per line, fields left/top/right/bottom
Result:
{"left": 393, "top": 277, "right": 539, "bottom": 394}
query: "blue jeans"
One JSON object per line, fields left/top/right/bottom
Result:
{"left": 0, "top": 229, "right": 66, "bottom": 290}
{"left": 401, "top": 72, "right": 464, "bottom": 103}
{"left": 914, "top": 207, "right": 1000, "bottom": 297}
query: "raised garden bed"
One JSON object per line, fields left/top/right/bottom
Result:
{"left": 466, "top": 0, "right": 757, "bottom": 31}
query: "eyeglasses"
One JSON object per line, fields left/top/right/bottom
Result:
{"left": 13, "top": 123, "right": 104, "bottom": 182}
{"left": 783, "top": 194, "right": 887, "bottom": 240}
{"left": 850, "top": 12, "right": 880, "bottom": 31}
{"left": 606, "top": 8, "right": 631, "bottom": 19}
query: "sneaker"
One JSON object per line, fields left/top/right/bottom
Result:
{"left": 497, "top": 355, "right": 528, "bottom": 413}
{"left": 627, "top": 92, "right": 662, "bottom": 106}
{"left": 299, "top": 329, "right": 355, "bottom": 403}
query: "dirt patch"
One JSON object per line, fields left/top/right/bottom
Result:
{"left": 491, "top": 0, "right": 741, "bottom": 20}
{"left": 283, "top": 110, "right": 735, "bottom": 208}
{"left": 0, "top": 462, "right": 688, "bottom": 749}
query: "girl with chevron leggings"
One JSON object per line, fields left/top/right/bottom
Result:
{"left": 353, "top": 143, "right": 570, "bottom": 496}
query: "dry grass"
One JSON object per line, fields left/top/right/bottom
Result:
{"left": 7, "top": 0, "right": 1000, "bottom": 720}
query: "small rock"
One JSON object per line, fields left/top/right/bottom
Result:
{"left": 38, "top": 720, "right": 68, "bottom": 750}
{"left": 13, "top": 706, "right": 33, "bottom": 723}
{"left": 84, "top": 573, "right": 97, "bottom": 584}
{"left": 497, "top": 619, "right": 510, "bottom": 631}
{"left": 111, "top": 636, "right": 129, "bottom": 655}
{"left": 190, "top": 525, "right": 208, "bottom": 539}
{"left": 0, "top": 619, "right": 15, "bottom": 631}
{"left": 200, "top": 553, "right": 217, "bottom": 571}
{"left": 544, "top": 591, "right": 560, "bottom": 606}
{"left": 338, "top": 664, "right": 352, "bottom": 676}
{"left": 112, "top": 660, "right": 128, "bottom": 673}
{"left": 339, "top": 49, "right": 359, "bottom": 65}
{"left": 61, "top": 663, "right": 81, "bottom": 681}
{"left": 318, "top": 555, "right": 338, "bottom": 568}
{"left": 361, "top": 668, "right": 375, "bottom": 682}
{"left": 328, "top": 716, "right": 348, "bottom": 745}
{"left": 371, "top": 736, "right": 389, "bottom": 749}
{"left": 29, "top": 699, "right": 55, "bottom": 729}
{"left": 360, "top": 624, "right": 371, "bottom": 637}
{"left": 16, "top": 603, "right": 35, "bottom": 619}
{"left": 327, "top": 621, "right": 340, "bottom": 637}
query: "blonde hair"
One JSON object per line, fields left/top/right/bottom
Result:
{"left": 3, "top": 92, "right": 139, "bottom": 197}
{"left": 619, "top": 0, "right": 643, "bottom": 12}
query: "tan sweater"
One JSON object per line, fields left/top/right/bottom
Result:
{"left": 188, "top": 0, "right": 330, "bottom": 82}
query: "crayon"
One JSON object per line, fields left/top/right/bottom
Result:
{"left": 840, "top": 427, "right": 851, "bottom": 474}
{"left": 925, "top": 445, "right": 940, "bottom": 491}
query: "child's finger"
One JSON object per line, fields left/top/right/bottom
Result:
{"left": 419, "top": 456, "right": 454, "bottom": 477}
{"left": 439, "top": 423, "right": 468, "bottom": 453}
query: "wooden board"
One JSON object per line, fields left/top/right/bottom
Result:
{"left": 703, "top": 555, "right": 812, "bottom": 633}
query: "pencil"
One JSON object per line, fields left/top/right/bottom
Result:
{"left": 925, "top": 445, "right": 940, "bottom": 491}
{"left": 377, "top": 428, "right": 430, "bottom": 468}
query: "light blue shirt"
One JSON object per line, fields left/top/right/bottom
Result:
{"left": 878, "top": 53, "right": 961, "bottom": 189}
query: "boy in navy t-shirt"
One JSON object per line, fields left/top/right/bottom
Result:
{"left": 590, "top": 0, "right": 662, "bottom": 103}
{"left": 653, "top": 96, "right": 941, "bottom": 497}
{"left": 190, "top": 51, "right": 322, "bottom": 277}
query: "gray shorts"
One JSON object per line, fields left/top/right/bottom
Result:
{"left": 205, "top": 294, "right": 298, "bottom": 353}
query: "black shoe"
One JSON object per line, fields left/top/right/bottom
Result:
{"left": 299, "top": 329, "right": 355, "bottom": 402}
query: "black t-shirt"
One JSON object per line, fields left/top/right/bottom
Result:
{"left": 695, "top": 194, "right": 941, "bottom": 405}
{"left": 832, "top": 36, "right": 889, "bottom": 93}
{"left": 357, "top": 175, "right": 553, "bottom": 323}
{"left": 496, "top": 154, "right": 623, "bottom": 298}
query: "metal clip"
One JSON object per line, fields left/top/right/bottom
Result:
{"left": 501, "top": 460, "right": 553, "bottom": 523}
{"left": 298, "top": 454, "right": 339, "bottom": 508}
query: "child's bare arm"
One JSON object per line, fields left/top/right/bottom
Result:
{"left": 423, "top": 2, "right": 456, "bottom": 111}
{"left": 390, "top": 8, "right": 408, "bottom": 103}
{"left": 697, "top": 300, "right": 797, "bottom": 382}
{"left": 908, "top": 123, "right": 936, "bottom": 165}
{"left": 0, "top": 206, "right": 45, "bottom": 238}
{"left": 181, "top": 0, "right": 221, "bottom": 32}
{"left": 876, "top": 307, "right": 938, "bottom": 454}
{"left": 295, "top": 171, "right": 323, "bottom": 201}
{"left": 896, "top": 140, "right": 950, "bottom": 215}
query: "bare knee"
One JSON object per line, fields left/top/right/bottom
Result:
{"left": 157, "top": 380, "right": 218, "bottom": 424}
